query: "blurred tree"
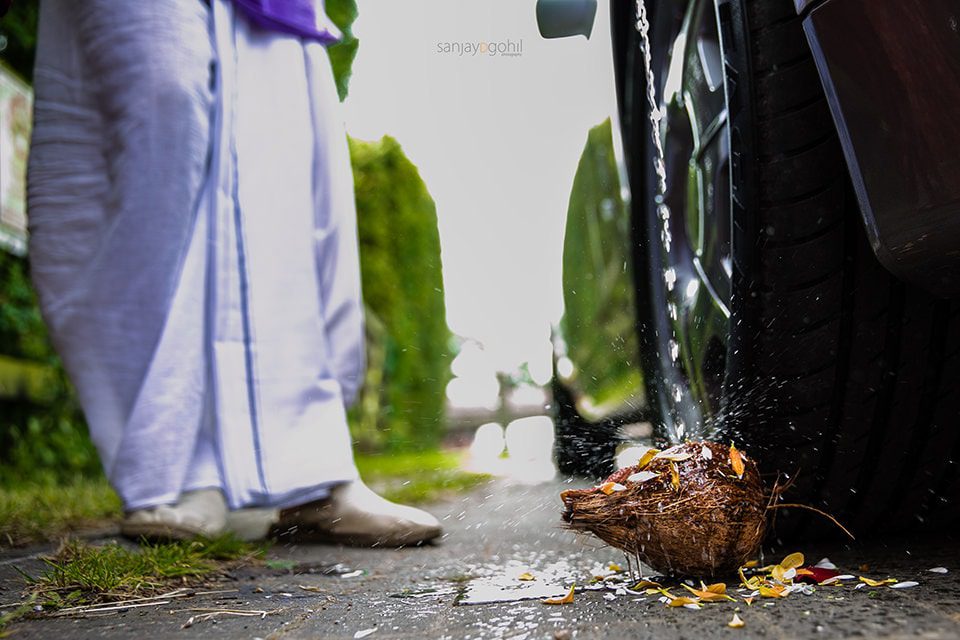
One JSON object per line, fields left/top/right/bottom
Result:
{"left": 0, "top": 0, "right": 37, "bottom": 81}
{"left": 559, "top": 119, "right": 643, "bottom": 415}
{"left": 349, "top": 136, "right": 453, "bottom": 451}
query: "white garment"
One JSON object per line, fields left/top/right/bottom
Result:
{"left": 28, "top": 0, "right": 363, "bottom": 510}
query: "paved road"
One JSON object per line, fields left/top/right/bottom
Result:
{"left": 2, "top": 479, "right": 959, "bottom": 639}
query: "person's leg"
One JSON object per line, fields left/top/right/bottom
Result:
{"left": 28, "top": 0, "right": 226, "bottom": 530}
{"left": 206, "top": 6, "right": 440, "bottom": 545}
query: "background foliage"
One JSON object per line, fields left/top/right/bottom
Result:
{"left": 350, "top": 136, "right": 453, "bottom": 451}
{"left": 0, "top": 0, "right": 451, "bottom": 486}
{"left": 559, "top": 119, "right": 642, "bottom": 414}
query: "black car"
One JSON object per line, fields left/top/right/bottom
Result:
{"left": 540, "top": 0, "right": 960, "bottom": 536}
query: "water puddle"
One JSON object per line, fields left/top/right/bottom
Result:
{"left": 383, "top": 559, "right": 652, "bottom": 606}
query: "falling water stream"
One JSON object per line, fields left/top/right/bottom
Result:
{"left": 634, "top": 0, "right": 692, "bottom": 444}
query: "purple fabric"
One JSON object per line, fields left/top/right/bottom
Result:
{"left": 231, "top": 0, "right": 341, "bottom": 45}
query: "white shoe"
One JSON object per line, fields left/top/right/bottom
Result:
{"left": 225, "top": 507, "right": 279, "bottom": 542}
{"left": 274, "top": 481, "right": 443, "bottom": 547}
{"left": 121, "top": 489, "right": 228, "bottom": 541}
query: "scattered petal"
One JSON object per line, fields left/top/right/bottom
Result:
{"left": 701, "top": 445, "right": 713, "bottom": 460}
{"left": 518, "top": 572, "right": 536, "bottom": 582}
{"left": 929, "top": 567, "right": 948, "bottom": 574}
{"left": 599, "top": 482, "right": 627, "bottom": 495}
{"left": 354, "top": 629, "right": 377, "bottom": 639}
{"left": 728, "top": 613, "right": 746, "bottom": 629}
{"left": 729, "top": 444, "right": 745, "bottom": 478}
{"left": 656, "top": 451, "right": 694, "bottom": 462}
{"left": 636, "top": 448, "right": 660, "bottom": 470}
{"left": 780, "top": 552, "right": 805, "bottom": 571}
{"left": 704, "top": 583, "right": 727, "bottom": 595}
{"left": 542, "top": 585, "right": 576, "bottom": 605}
{"left": 608, "top": 563, "right": 622, "bottom": 572}
{"left": 796, "top": 566, "right": 839, "bottom": 585}
{"left": 859, "top": 577, "right": 897, "bottom": 587}
{"left": 743, "top": 560, "right": 759, "bottom": 568}
{"left": 814, "top": 558, "right": 838, "bottom": 570}
{"left": 821, "top": 575, "right": 856, "bottom": 585}
{"left": 890, "top": 581, "right": 919, "bottom": 589}
{"left": 603, "top": 593, "right": 617, "bottom": 601}
{"left": 670, "top": 463, "right": 680, "bottom": 491}
{"left": 758, "top": 584, "right": 786, "bottom": 599}
{"left": 682, "top": 584, "right": 734, "bottom": 602}
{"left": 627, "top": 471, "right": 659, "bottom": 484}
{"left": 632, "top": 580, "right": 662, "bottom": 590}
{"left": 742, "top": 597, "right": 755, "bottom": 606}
{"left": 667, "top": 596, "right": 701, "bottom": 608}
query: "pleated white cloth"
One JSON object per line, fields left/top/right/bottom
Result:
{"left": 28, "top": 0, "right": 363, "bottom": 510}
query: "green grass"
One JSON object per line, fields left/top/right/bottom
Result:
{"left": 0, "top": 478, "right": 122, "bottom": 547}
{"left": 0, "top": 535, "right": 263, "bottom": 633}
{"left": 26, "top": 536, "right": 262, "bottom": 602}
{"left": 355, "top": 449, "right": 490, "bottom": 504}
{"left": 0, "top": 449, "right": 487, "bottom": 548}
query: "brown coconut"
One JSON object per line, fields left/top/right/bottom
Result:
{"left": 561, "top": 441, "right": 766, "bottom": 577}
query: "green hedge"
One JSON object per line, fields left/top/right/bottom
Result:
{"left": 349, "top": 136, "right": 453, "bottom": 451}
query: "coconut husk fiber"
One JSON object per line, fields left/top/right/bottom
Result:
{"left": 561, "top": 441, "right": 766, "bottom": 578}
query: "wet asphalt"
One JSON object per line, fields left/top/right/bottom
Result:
{"left": 2, "top": 478, "right": 959, "bottom": 639}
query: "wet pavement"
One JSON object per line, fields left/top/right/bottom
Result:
{"left": 2, "top": 478, "right": 959, "bottom": 639}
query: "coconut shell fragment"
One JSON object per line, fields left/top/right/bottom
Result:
{"left": 561, "top": 441, "right": 766, "bottom": 577}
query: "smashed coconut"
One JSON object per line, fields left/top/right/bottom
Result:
{"left": 561, "top": 441, "right": 766, "bottom": 577}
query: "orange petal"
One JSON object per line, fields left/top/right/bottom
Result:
{"left": 729, "top": 444, "right": 745, "bottom": 478}
{"left": 518, "top": 572, "right": 536, "bottom": 581}
{"left": 599, "top": 482, "right": 626, "bottom": 495}
{"left": 681, "top": 584, "right": 733, "bottom": 602}
{"left": 670, "top": 463, "right": 680, "bottom": 491}
{"left": 542, "top": 585, "right": 575, "bottom": 605}
{"left": 758, "top": 584, "right": 786, "bottom": 599}
{"left": 667, "top": 596, "right": 701, "bottom": 608}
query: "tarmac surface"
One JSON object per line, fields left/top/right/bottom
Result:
{"left": 2, "top": 478, "right": 959, "bottom": 639}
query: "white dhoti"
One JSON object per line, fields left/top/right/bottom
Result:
{"left": 28, "top": 0, "right": 364, "bottom": 510}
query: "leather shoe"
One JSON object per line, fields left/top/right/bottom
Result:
{"left": 272, "top": 481, "right": 442, "bottom": 546}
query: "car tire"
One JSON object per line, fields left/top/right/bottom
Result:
{"left": 628, "top": 0, "right": 960, "bottom": 536}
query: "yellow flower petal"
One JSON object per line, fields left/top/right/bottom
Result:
{"left": 681, "top": 584, "right": 734, "bottom": 602}
{"left": 542, "top": 585, "right": 575, "bottom": 605}
{"left": 729, "top": 443, "right": 745, "bottom": 478}
{"left": 780, "top": 552, "right": 805, "bottom": 571}
{"left": 518, "top": 572, "right": 536, "bottom": 581}
{"left": 667, "top": 596, "right": 700, "bottom": 608}
{"left": 859, "top": 576, "right": 897, "bottom": 587}
{"left": 632, "top": 580, "right": 661, "bottom": 590}
{"left": 758, "top": 584, "right": 786, "bottom": 599}
{"left": 637, "top": 448, "right": 659, "bottom": 470}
